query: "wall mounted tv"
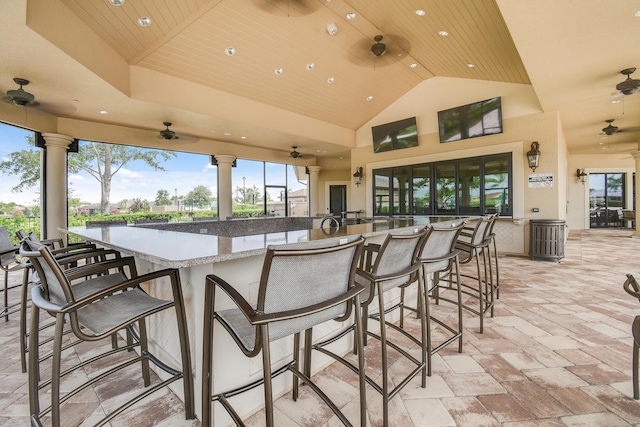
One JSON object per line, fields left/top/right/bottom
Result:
{"left": 372, "top": 116, "right": 418, "bottom": 153}
{"left": 437, "top": 96, "right": 502, "bottom": 143}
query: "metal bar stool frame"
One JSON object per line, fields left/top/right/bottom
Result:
{"left": 21, "top": 240, "right": 194, "bottom": 427}
{"left": 202, "top": 236, "right": 367, "bottom": 427}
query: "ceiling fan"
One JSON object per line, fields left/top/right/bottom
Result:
{"left": 601, "top": 119, "right": 619, "bottom": 135}
{"left": 348, "top": 34, "right": 411, "bottom": 68}
{"left": 289, "top": 146, "right": 303, "bottom": 158}
{"left": 616, "top": 67, "right": 640, "bottom": 96}
{"left": 5, "top": 78, "right": 37, "bottom": 106}
{"left": 159, "top": 121, "right": 179, "bottom": 140}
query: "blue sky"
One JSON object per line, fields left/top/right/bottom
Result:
{"left": 1, "top": 122, "right": 305, "bottom": 206}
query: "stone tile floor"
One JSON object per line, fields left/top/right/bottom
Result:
{"left": 1, "top": 228, "right": 640, "bottom": 426}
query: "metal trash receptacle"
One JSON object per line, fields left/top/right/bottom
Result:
{"left": 529, "top": 219, "right": 565, "bottom": 262}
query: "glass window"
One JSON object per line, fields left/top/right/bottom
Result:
{"left": 412, "top": 165, "right": 430, "bottom": 214}
{"left": 287, "top": 165, "right": 308, "bottom": 217}
{"left": 373, "top": 152, "right": 512, "bottom": 216}
{"left": 435, "top": 163, "right": 456, "bottom": 215}
{"left": 374, "top": 169, "right": 391, "bottom": 215}
{"left": 233, "top": 159, "right": 264, "bottom": 216}
{"left": 392, "top": 167, "right": 410, "bottom": 214}
{"left": 0, "top": 123, "right": 41, "bottom": 239}
{"left": 484, "top": 155, "right": 510, "bottom": 214}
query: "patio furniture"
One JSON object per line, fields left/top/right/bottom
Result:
{"left": 315, "top": 228, "right": 427, "bottom": 426}
{"left": 85, "top": 220, "right": 128, "bottom": 227}
{"left": 0, "top": 226, "right": 28, "bottom": 322}
{"left": 623, "top": 210, "right": 636, "bottom": 229}
{"left": 21, "top": 238, "right": 194, "bottom": 427}
{"left": 455, "top": 216, "right": 494, "bottom": 333}
{"left": 623, "top": 273, "right": 640, "bottom": 400}
{"left": 201, "top": 235, "right": 366, "bottom": 427}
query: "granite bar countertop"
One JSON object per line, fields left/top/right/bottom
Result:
{"left": 62, "top": 216, "right": 463, "bottom": 268}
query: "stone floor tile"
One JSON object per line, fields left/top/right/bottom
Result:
{"left": 440, "top": 396, "right": 500, "bottom": 427}
{"left": 546, "top": 387, "right": 605, "bottom": 414}
{"left": 477, "top": 393, "right": 532, "bottom": 422}
{"left": 522, "top": 367, "right": 589, "bottom": 389}
{"left": 560, "top": 412, "right": 631, "bottom": 426}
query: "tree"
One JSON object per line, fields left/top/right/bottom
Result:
{"left": 184, "top": 185, "right": 213, "bottom": 209}
{"left": 0, "top": 135, "right": 40, "bottom": 192}
{"left": 129, "top": 198, "right": 150, "bottom": 212}
{"left": 69, "top": 142, "right": 175, "bottom": 214}
{"left": 234, "top": 184, "right": 265, "bottom": 205}
{"left": 155, "top": 189, "right": 171, "bottom": 206}
{"left": 0, "top": 136, "right": 175, "bottom": 215}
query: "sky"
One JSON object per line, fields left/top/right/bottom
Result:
{"left": 0, "top": 122, "right": 305, "bottom": 207}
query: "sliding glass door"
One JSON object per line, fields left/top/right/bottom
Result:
{"left": 589, "top": 173, "right": 625, "bottom": 228}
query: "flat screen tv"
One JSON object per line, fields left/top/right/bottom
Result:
{"left": 438, "top": 97, "right": 502, "bottom": 143}
{"left": 372, "top": 117, "right": 418, "bottom": 153}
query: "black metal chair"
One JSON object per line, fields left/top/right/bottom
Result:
{"left": 202, "top": 235, "right": 366, "bottom": 427}
{"left": 21, "top": 238, "right": 194, "bottom": 427}
{"left": 401, "top": 222, "right": 465, "bottom": 377}
{"left": 454, "top": 216, "right": 494, "bottom": 333}
{"left": 316, "top": 228, "right": 427, "bottom": 427}
{"left": 623, "top": 273, "right": 640, "bottom": 400}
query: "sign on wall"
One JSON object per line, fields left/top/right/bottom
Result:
{"left": 528, "top": 173, "right": 554, "bottom": 188}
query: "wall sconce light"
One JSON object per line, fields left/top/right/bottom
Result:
{"left": 576, "top": 168, "right": 587, "bottom": 184}
{"left": 353, "top": 167, "right": 363, "bottom": 187}
{"left": 526, "top": 141, "right": 541, "bottom": 172}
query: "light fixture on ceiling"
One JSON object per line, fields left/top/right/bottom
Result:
{"left": 438, "top": 30, "right": 449, "bottom": 36}
{"left": 345, "top": 12, "right": 356, "bottom": 20}
{"left": 274, "top": 68, "right": 284, "bottom": 75}
{"left": 526, "top": 141, "right": 541, "bottom": 172}
{"left": 327, "top": 23, "right": 338, "bottom": 35}
{"left": 7, "top": 78, "right": 35, "bottom": 106}
{"left": 353, "top": 167, "right": 363, "bottom": 187}
{"left": 616, "top": 68, "right": 640, "bottom": 95}
{"left": 306, "top": 63, "right": 315, "bottom": 70}
{"left": 225, "top": 46, "right": 236, "bottom": 56}
{"left": 415, "top": 9, "right": 426, "bottom": 16}
{"left": 109, "top": 0, "right": 125, "bottom": 5}
{"left": 137, "top": 16, "right": 152, "bottom": 26}
{"left": 576, "top": 168, "right": 587, "bottom": 184}
{"left": 327, "top": 77, "right": 335, "bottom": 83}
{"left": 466, "top": 63, "right": 475, "bottom": 68}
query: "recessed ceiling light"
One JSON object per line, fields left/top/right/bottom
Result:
{"left": 327, "top": 77, "right": 335, "bottom": 83}
{"left": 611, "top": 99, "right": 621, "bottom": 104}
{"left": 225, "top": 47, "right": 236, "bottom": 56}
{"left": 211, "top": 130, "right": 216, "bottom": 133}
{"left": 98, "top": 110, "right": 108, "bottom": 114}
{"left": 409, "top": 63, "right": 418, "bottom": 68}
{"left": 109, "top": 0, "right": 125, "bottom": 5}
{"left": 635, "top": 9, "right": 640, "bottom": 16}
{"left": 345, "top": 12, "right": 356, "bottom": 20}
{"left": 466, "top": 63, "right": 475, "bottom": 68}
{"left": 316, "top": 149, "right": 322, "bottom": 153}
{"left": 306, "top": 63, "right": 315, "bottom": 70}
{"left": 240, "top": 136, "right": 247, "bottom": 139}
{"left": 438, "top": 30, "right": 449, "bottom": 36}
{"left": 72, "top": 99, "right": 79, "bottom": 103}
{"left": 223, "top": 132, "right": 232, "bottom": 136}
{"left": 327, "top": 23, "right": 338, "bottom": 35}
{"left": 366, "top": 95, "right": 373, "bottom": 101}
{"left": 137, "top": 16, "right": 152, "bottom": 26}
{"left": 274, "top": 68, "right": 284, "bottom": 75}
{"left": 415, "top": 9, "right": 426, "bottom": 16}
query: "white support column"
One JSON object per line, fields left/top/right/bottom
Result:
{"left": 42, "top": 133, "right": 73, "bottom": 240}
{"left": 307, "top": 166, "right": 321, "bottom": 217}
{"left": 631, "top": 150, "right": 640, "bottom": 237}
{"left": 215, "top": 155, "right": 236, "bottom": 220}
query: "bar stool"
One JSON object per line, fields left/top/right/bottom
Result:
{"left": 15, "top": 230, "right": 122, "bottom": 373}
{"left": 623, "top": 273, "right": 640, "bottom": 400}
{"left": 315, "top": 228, "right": 427, "bottom": 427}
{"left": 485, "top": 213, "right": 500, "bottom": 299}
{"left": 401, "top": 222, "right": 465, "bottom": 376}
{"left": 454, "top": 216, "right": 494, "bottom": 333}
{"left": 202, "top": 235, "right": 366, "bottom": 427}
{"left": 21, "top": 238, "right": 194, "bottom": 427}
{"left": 0, "top": 226, "right": 28, "bottom": 322}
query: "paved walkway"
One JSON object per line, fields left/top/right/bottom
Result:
{"left": 1, "top": 229, "right": 639, "bottom": 426}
